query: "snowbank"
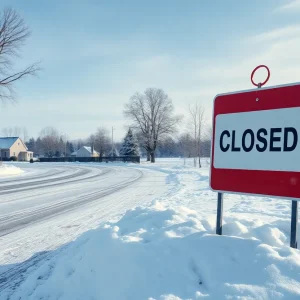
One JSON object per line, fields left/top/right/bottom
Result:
{"left": 5, "top": 201, "right": 300, "bottom": 300}
{"left": 0, "top": 164, "right": 24, "bottom": 177}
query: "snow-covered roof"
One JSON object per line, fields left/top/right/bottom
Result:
{"left": 0, "top": 137, "right": 19, "bottom": 149}
{"left": 83, "top": 146, "right": 99, "bottom": 155}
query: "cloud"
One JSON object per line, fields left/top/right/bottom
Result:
{"left": 158, "top": 24, "right": 300, "bottom": 128}
{"left": 6, "top": 17, "right": 300, "bottom": 140}
{"left": 192, "top": 25, "right": 300, "bottom": 86}
{"left": 251, "top": 25, "right": 300, "bottom": 42}
{"left": 118, "top": 22, "right": 300, "bottom": 129}
{"left": 276, "top": 0, "right": 300, "bottom": 11}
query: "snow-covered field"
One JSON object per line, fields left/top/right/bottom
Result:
{"left": 0, "top": 158, "right": 299, "bottom": 300}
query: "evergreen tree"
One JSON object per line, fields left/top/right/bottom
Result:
{"left": 35, "top": 137, "right": 42, "bottom": 156}
{"left": 59, "top": 137, "right": 64, "bottom": 155}
{"left": 68, "top": 142, "right": 75, "bottom": 154}
{"left": 120, "top": 129, "right": 140, "bottom": 156}
{"left": 26, "top": 138, "right": 36, "bottom": 152}
{"left": 55, "top": 150, "right": 61, "bottom": 158}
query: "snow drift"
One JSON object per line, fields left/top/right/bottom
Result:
{"left": 0, "top": 164, "right": 24, "bottom": 177}
{"left": 5, "top": 201, "right": 300, "bottom": 300}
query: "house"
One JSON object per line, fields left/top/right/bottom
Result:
{"left": 0, "top": 137, "right": 33, "bottom": 161}
{"left": 75, "top": 146, "right": 99, "bottom": 157}
{"left": 71, "top": 151, "right": 77, "bottom": 157}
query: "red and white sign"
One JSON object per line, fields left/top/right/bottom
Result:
{"left": 210, "top": 83, "right": 300, "bottom": 199}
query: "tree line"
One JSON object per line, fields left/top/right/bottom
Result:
{"left": 2, "top": 88, "right": 211, "bottom": 166}
{"left": 22, "top": 126, "right": 211, "bottom": 162}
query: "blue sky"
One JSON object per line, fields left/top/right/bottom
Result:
{"left": 1, "top": 0, "right": 300, "bottom": 141}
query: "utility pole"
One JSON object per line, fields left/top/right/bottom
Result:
{"left": 111, "top": 127, "right": 114, "bottom": 154}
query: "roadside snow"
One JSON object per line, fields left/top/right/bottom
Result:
{"left": 5, "top": 201, "right": 300, "bottom": 300}
{"left": 3, "top": 158, "right": 300, "bottom": 300}
{"left": 0, "top": 164, "right": 24, "bottom": 177}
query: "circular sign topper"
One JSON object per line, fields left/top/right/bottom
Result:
{"left": 251, "top": 65, "right": 270, "bottom": 88}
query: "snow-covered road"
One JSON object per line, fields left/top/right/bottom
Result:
{"left": 1, "top": 159, "right": 299, "bottom": 300}
{"left": 0, "top": 163, "right": 168, "bottom": 292}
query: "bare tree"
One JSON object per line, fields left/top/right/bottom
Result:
{"left": 201, "top": 125, "right": 212, "bottom": 161}
{"left": 22, "top": 127, "right": 28, "bottom": 142}
{"left": 178, "top": 133, "right": 194, "bottom": 165}
{"left": 157, "top": 136, "right": 177, "bottom": 157}
{"left": 1, "top": 127, "right": 13, "bottom": 136}
{"left": 39, "top": 127, "right": 61, "bottom": 157}
{"left": 89, "top": 127, "right": 110, "bottom": 157}
{"left": 124, "top": 88, "right": 181, "bottom": 163}
{"left": 135, "top": 130, "right": 151, "bottom": 161}
{"left": 0, "top": 8, "right": 39, "bottom": 101}
{"left": 1, "top": 126, "right": 28, "bottom": 141}
{"left": 188, "top": 103, "right": 205, "bottom": 168}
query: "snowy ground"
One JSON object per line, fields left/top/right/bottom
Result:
{"left": 0, "top": 158, "right": 299, "bottom": 299}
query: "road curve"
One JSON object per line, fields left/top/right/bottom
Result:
{"left": 0, "top": 164, "right": 143, "bottom": 236}
{"left": 0, "top": 163, "right": 160, "bottom": 294}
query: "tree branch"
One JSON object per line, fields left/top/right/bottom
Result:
{"left": 0, "top": 8, "right": 39, "bottom": 101}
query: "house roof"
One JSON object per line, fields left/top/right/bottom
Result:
{"left": 83, "top": 146, "right": 99, "bottom": 155}
{"left": 0, "top": 137, "right": 19, "bottom": 149}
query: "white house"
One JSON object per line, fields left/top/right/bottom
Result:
{"left": 71, "top": 151, "right": 77, "bottom": 157}
{"left": 75, "top": 146, "right": 99, "bottom": 157}
{"left": 0, "top": 137, "right": 33, "bottom": 161}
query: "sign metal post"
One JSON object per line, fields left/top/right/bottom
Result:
{"left": 216, "top": 192, "right": 223, "bottom": 235}
{"left": 290, "top": 200, "right": 298, "bottom": 249}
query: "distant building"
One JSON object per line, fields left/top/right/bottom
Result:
{"left": 71, "top": 151, "right": 77, "bottom": 157}
{"left": 0, "top": 137, "right": 33, "bottom": 161}
{"left": 75, "top": 146, "right": 99, "bottom": 157}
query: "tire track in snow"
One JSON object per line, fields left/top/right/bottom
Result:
{"left": 0, "top": 167, "right": 68, "bottom": 185}
{"left": 0, "top": 167, "right": 97, "bottom": 194}
{"left": 0, "top": 169, "right": 142, "bottom": 237}
{"left": 0, "top": 167, "right": 144, "bottom": 293}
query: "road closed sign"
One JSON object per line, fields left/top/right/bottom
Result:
{"left": 210, "top": 83, "right": 300, "bottom": 199}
